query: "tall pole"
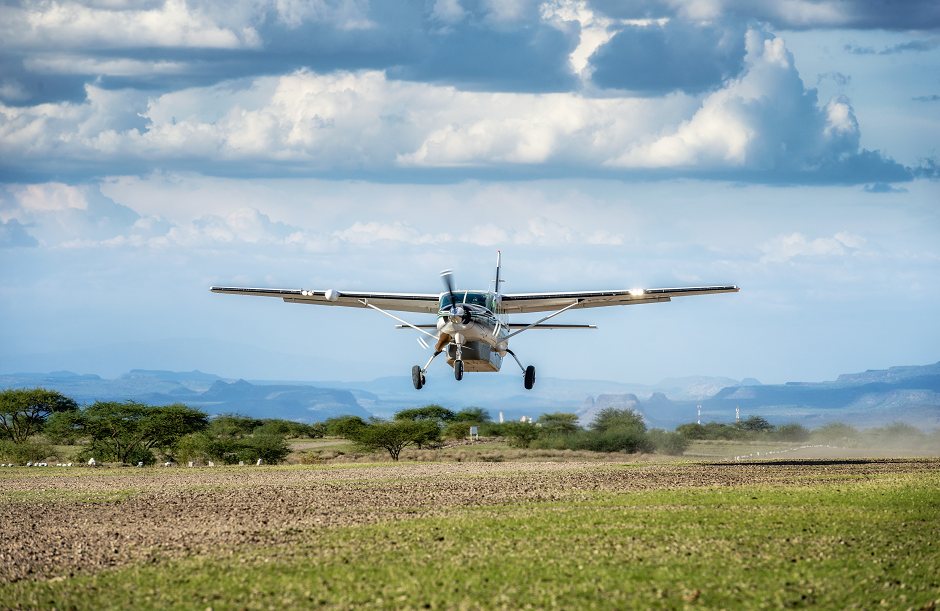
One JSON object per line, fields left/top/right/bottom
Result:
{"left": 697, "top": 405, "right": 701, "bottom": 425}
{"left": 736, "top": 406, "right": 739, "bottom": 422}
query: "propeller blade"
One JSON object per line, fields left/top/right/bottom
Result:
{"left": 417, "top": 336, "right": 430, "bottom": 350}
{"left": 440, "top": 269, "right": 456, "bottom": 311}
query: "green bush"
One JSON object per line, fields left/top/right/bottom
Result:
{"left": 648, "top": 428, "right": 690, "bottom": 455}
{"left": 776, "top": 422, "right": 811, "bottom": 442}
{"left": 810, "top": 422, "right": 859, "bottom": 445}
{"left": 589, "top": 407, "right": 646, "bottom": 434}
{"left": 324, "top": 415, "right": 368, "bottom": 437}
{"left": 0, "top": 437, "right": 55, "bottom": 463}
{"left": 453, "top": 407, "right": 490, "bottom": 423}
{"left": 501, "top": 422, "right": 541, "bottom": 448}
{"left": 443, "top": 421, "right": 472, "bottom": 440}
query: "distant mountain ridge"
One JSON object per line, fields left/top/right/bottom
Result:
{"left": 1, "top": 361, "right": 938, "bottom": 429}
{"left": 576, "top": 362, "right": 940, "bottom": 430}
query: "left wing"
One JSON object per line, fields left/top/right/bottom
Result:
{"left": 498, "top": 286, "right": 739, "bottom": 314}
{"left": 210, "top": 287, "right": 441, "bottom": 314}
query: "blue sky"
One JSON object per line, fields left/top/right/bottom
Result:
{"left": 1, "top": 0, "right": 938, "bottom": 385}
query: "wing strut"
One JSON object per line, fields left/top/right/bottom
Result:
{"left": 502, "top": 300, "right": 582, "bottom": 341}
{"left": 358, "top": 299, "right": 439, "bottom": 341}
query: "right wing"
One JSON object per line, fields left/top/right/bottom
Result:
{"left": 498, "top": 286, "right": 739, "bottom": 314}
{"left": 210, "top": 287, "right": 441, "bottom": 314}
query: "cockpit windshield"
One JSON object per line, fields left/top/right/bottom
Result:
{"left": 440, "top": 291, "right": 490, "bottom": 311}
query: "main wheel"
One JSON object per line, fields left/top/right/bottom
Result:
{"left": 412, "top": 365, "right": 424, "bottom": 390}
{"left": 524, "top": 365, "right": 536, "bottom": 390}
{"left": 454, "top": 360, "right": 464, "bottom": 381}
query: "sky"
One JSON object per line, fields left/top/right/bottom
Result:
{"left": 1, "top": 0, "right": 938, "bottom": 386}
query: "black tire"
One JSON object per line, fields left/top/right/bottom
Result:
{"left": 454, "top": 360, "right": 464, "bottom": 381}
{"left": 524, "top": 365, "right": 536, "bottom": 390}
{"left": 412, "top": 365, "right": 424, "bottom": 390}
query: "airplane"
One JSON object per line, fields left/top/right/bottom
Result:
{"left": 211, "top": 252, "right": 738, "bottom": 391}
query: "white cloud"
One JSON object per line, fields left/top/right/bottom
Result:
{"left": 273, "top": 0, "right": 375, "bottom": 30}
{"left": 0, "top": 0, "right": 262, "bottom": 49}
{"left": 608, "top": 33, "right": 860, "bottom": 170}
{"left": 542, "top": 0, "right": 668, "bottom": 79}
{"left": 11, "top": 183, "right": 88, "bottom": 214}
{"left": 24, "top": 54, "right": 190, "bottom": 76}
{"left": 431, "top": 0, "right": 467, "bottom": 24}
{"left": 761, "top": 231, "right": 866, "bottom": 263}
{"left": 332, "top": 221, "right": 452, "bottom": 245}
{"left": 0, "top": 34, "right": 871, "bottom": 177}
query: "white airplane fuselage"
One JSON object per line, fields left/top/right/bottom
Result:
{"left": 435, "top": 290, "right": 510, "bottom": 372}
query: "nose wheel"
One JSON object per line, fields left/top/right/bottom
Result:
{"left": 454, "top": 360, "right": 464, "bottom": 381}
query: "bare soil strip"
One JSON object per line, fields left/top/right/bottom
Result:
{"left": 2, "top": 458, "right": 936, "bottom": 584}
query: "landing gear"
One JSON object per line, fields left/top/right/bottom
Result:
{"left": 412, "top": 365, "right": 425, "bottom": 390}
{"left": 454, "top": 360, "right": 464, "bottom": 381}
{"left": 524, "top": 365, "right": 536, "bottom": 390}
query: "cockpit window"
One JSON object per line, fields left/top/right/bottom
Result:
{"left": 440, "top": 291, "right": 490, "bottom": 310}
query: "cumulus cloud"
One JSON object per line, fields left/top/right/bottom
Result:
{"left": 760, "top": 231, "right": 866, "bottom": 263}
{"left": 606, "top": 34, "right": 864, "bottom": 173}
{"left": 1, "top": 183, "right": 141, "bottom": 245}
{"left": 0, "top": 0, "right": 263, "bottom": 50}
{"left": 0, "top": 32, "right": 910, "bottom": 183}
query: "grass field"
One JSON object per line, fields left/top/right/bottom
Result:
{"left": 2, "top": 459, "right": 938, "bottom": 610}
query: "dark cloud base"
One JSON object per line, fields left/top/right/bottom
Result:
{"left": 0, "top": 149, "right": 916, "bottom": 188}
{"left": 590, "top": 21, "right": 746, "bottom": 95}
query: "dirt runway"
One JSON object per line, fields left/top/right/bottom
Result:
{"left": 2, "top": 458, "right": 936, "bottom": 583}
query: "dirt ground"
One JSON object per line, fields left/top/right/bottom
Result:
{"left": 2, "top": 457, "right": 937, "bottom": 583}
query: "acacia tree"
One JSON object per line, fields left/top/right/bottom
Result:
{"left": 454, "top": 407, "right": 491, "bottom": 423}
{"left": 536, "top": 412, "right": 581, "bottom": 434}
{"left": 394, "top": 405, "right": 453, "bottom": 448}
{"left": 0, "top": 387, "right": 78, "bottom": 443}
{"left": 589, "top": 407, "right": 647, "bottom": 434}
{"left": 61, "top": 400, "right": 209, "bottom": 464}
{"left": 350, "top": 419, "right": 439, "bottom": 461}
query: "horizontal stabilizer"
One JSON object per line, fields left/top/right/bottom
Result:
{"left": 396, "top": 324, "right": 596, "bottom": 330}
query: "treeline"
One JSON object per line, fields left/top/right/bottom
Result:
{"left": 3, "top": 387, "right": 936, "bottom": 465}
{"left": 675, "top": 416, "right": 940, "bottom": 450}
{"left": 324, "top": 405, "right": 688, "bottom": 460}
{"left": 0, "top": 387, "right": 323, "bottom": 465}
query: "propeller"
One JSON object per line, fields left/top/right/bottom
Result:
{"left": 440, "top": 269, "right": 456, "bottom": 310}
{"left": 440, "top": 269, "right": 471, "bottom": 324}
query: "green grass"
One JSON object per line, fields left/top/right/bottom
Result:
{"left": 3, "top": 471, "right": 939, "bottom": 610}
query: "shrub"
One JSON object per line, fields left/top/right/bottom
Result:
{"left": 589, "top": 407, "right": 647, "bottom": 434}
{"left": 324, "top": 415, "right": 368, "bottom": 437}
{"left": 443, "top": 421, "right": 472, "bottom": 440}
{"left": 811, "top": 422, "right": 859, "bottom": 445}
{"left": 501, "top": 421, "right": 540, "bottom": 448}
{"left": 776, "top": 422, "right": 811, "bottom": 442}
{"left": 648, "top": 428, "right": 690, "bottom": 455}
{"left": 0, "top": 438, "right": 55, "bottom": 463}
{"left": 536, "top": 412, "right": 581, "bottom": 434}
{"left": 676, "top": 423, "right": 707, "bottom": 440}
{"left": 454, "top": 407, "right": 490, "bottom": 423}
